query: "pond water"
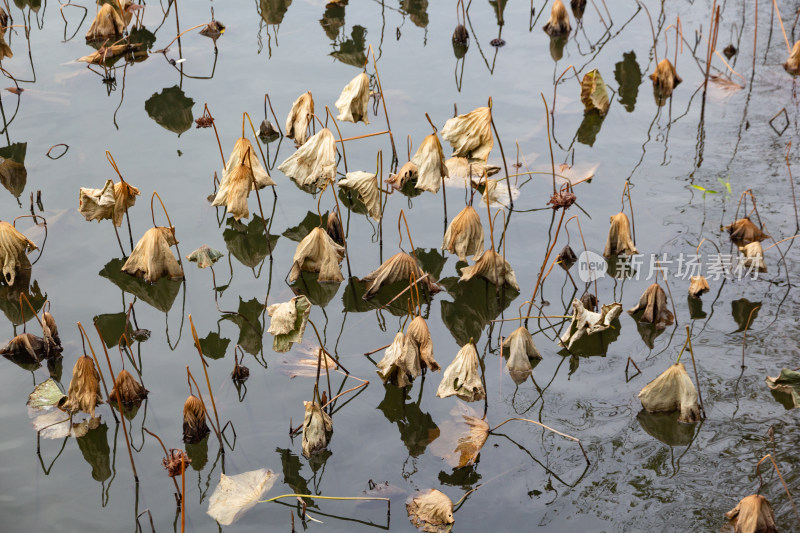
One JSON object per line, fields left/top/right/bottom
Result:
{"left": 0, "top": 0, "right": 799, "bottom": 531}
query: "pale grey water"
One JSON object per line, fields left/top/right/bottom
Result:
{"left": 0, "top": 1, "right": 799, "bottom": 532}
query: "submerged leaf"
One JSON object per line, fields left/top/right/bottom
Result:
{"left": 436, "top": 342, "right": 485, "bottom": 402}
{"left": 267, "top": 295, "right": 311, "bottom": 352}
{"left": 207, "top": 469, "right": 277, "bottom": 526}
{"left": 638, "top": 363, "right": 700, "bottom": 423}
{"left": 406, "top": 489, "right": 455, "bottom": 532}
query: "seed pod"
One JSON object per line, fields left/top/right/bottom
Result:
{"left": 109, "top": 369, "right": 148, "bottom": 406}
{"left": 543, "top": 0, "right": 571, "bottom": 36}
{"left": 183, "top": 395, "right": 210, "bottom": 444}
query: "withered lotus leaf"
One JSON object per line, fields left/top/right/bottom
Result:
{"left": 212, "top": 138, "right": 275, "bottom": 220}
{"left": 638, "top": 363, "right": 700, "bottom": 423}
{"left": 207, "top": 469, "right": 277, "bottom": 526}
{"left": 726, "top": 217, "right": 769, "bottom": 245}
{"left": 187, "top": 245, "right": 223, "bottom": 269}
{"left": 327, "top": 211, "right": 345, "bottom": 245}
{"left": 452, "top": 415, "right": 490, "bottom": 468}
{"left": 266, "top": 295, "right": 312, "bottom": 353}
{"left": 649, "top": 58, "right": 682, "bottom": 92}
{"left": 442, "top": 205, "right": 484, "bottom": 261}
{"left": 738, "top": 242, "right": 767, "bottom": 273}
{"left": 441, "top": 106, "right": 493, "bottom": 161}
{"left": 27, "top": 378, "right": 66, "bottom": 410}
{"left": 725, "top": 494, "right": 777, "bottom": 533}
{"left": 302, "top": 400, "right": 333, "bottom": 458}
{"left": 78, "top": 180, "right": 140, "bottom": 227}
{"left": 444, "top": 157, "right": 499, "bottom": 182}
{"left": 78, "top": 44, "right": 140, "bottom": 65}
{"left": 406, "top": 489, "right": 455, "bottom": 532}
{"left": 121, "top": 227, "right": 184, "bottom": 283}
{"left": 289, "top": 227, "right": 345, "bottom": 283}
{"left": 183, "top": 395, "right": 210, "bottom": 444}
{"left": 688, "top": 275, "right": 710, "bottom": 299}
{"left": 603, "top": 212, "right": 638, "bottom": 257}
{"left": 362, "top": 252, "right": 440, "bottom": 300}
{"left": 784, "top": 40, "right": 800, "bottom": 75}
{"left": 0, "top": 332, "right": 45, "bottom": 362}
{"left": 86, "top": 3, "right": 126, "bottom": 41}
{"left": 580, "top": 69, "right": 610, "bottom": 116}
{"left": 411, "top": 133, "right": 449, "bottom": 193}
{"left": 628, "top": 283, "right": 674, "bottom": 329}
{"left": 436, "top": 342, "right": 485, "bottom": 402}
{"left": 61, "top": 355, "right": 104, "bottom": 417}
{"left": 503, "top": 326, "right": 541, "bottom": 385}
{"left": 278, "top": 128, "right": 337, "bottom": 191}
{"left": 0, "top": 220, "right": 37, "bottom": 286}
{"left": 556, "top": 244, "right": 578, "bottom": 270}
{"left": 338, "top": 171, "right": 382, "bottom": 221}
{"left": 285, "top": 91, "right": 314, "bottom": 146}
{"left": 543, "top": 0, "right": 571, "bottom": 36}
{"left": 41, "top": 311, "right": 61, "bottom": 357}
{"left": 335, "top": 72, "right": 371, "bottom": 124}
{"left": 377, "top": 332, "right": 421, "bottom": 388}
{"left": 458, "top": 249, "right": 519, "bottom": 290}
{"left": 387, "top": 161, "right": 418, "bottom": 190}
{"left": 109, "top": 369, "right": 148, "bottom": 406}
{"left": 407, "top": 315, "right": 439, "bottom": 372}
{"left": 0, "top": 33, "right": 11, "bottom": 60}
{"left": 765, "top": 368, "right": 800, "bottom": 408}
{"left": 560, "top": 298, "right": 622, "bottom": 349}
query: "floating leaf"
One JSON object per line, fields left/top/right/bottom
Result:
{"left": 267, "top": 295, "right": 311, "bottom": 353}
{"left": 580, "top": 69, "right": 610, "bottom": 116}
{"left": 406, "top": 489, "right": 455, "bottom": 533}
{"left": 187, "top": 245, "right": 223, "bottom": 269}
{"left": 207, "top": 469, "right": 277, "bottom": 526}
{"left": 765, "top": 368, "right": 800, "bottom": 408}
{"left": 27, "top": 378, "right": 65, "bottom": 410}
{"left": 32, "top": 410, "right": 98, "bottom": 440}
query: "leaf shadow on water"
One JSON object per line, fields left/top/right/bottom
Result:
{"left": 223, "top": 215, "right": 279, "bottom": 271}
{"left": 0, "top": 269, "right": 45, "bottom": 326}
{"left": 439, "top": 276, "right": 519, "bottom": 346}
{"left": 144, "top": 86, "right": 194, "bottom": 136}
{"left": 0, "top": 142, "right": 27, "bottom": 199}
{"left": 221, "top": 297, "right": 265, "bottom": 357}
{"left": 290, "top": 270, "right": 341, "bottom": 309}
{"left": 376, "top": 382, "right": 440, "bottom": 458}
{"left": 99, "top": 258, "right": 181, "bottom": 313}
{"left": 76, "top": 421, "right": 112, "bottom": 483}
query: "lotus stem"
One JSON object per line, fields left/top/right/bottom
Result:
{"left": 488, "top": 417, "right": 590, "bottom": 465}
{"left": 367, "top": 44, "right": 398, "bottom": 164}
{"left": 378, "top": 274, "right": 429, "bottom": 311}
{"left": 325, "top": 105, "right": 348, "bottom": 174}
{"left": 307, "top": 318, "right": 351, "bottom": 375}
{"left": 189, "top": 315, "right": 223, "bottom": 440}
{"left": 488, "top": 96, "right": 514, "bottom": 207}
{"left": 526, "top": 209, "right": 566, "bottom": 321}
{"left": 161, "top": 23, "right": 206, "bottom": 53}
{"left": 756, "top": 454, "right": 800, "bottom": 523}
{"left": 625, "top": 357, "right": 642, "bottom": 377}
{"left": 540, "top": 94, "right": 557, "bottom": 193}
{"left": 621, "top": 181, "right": 636, "bottom": 244}
{"left": 260, "top": 494, "right": 389, "bottom": 505}
{"left": 76, "top": 321, "right": 118, "bottom": 423}
{"left": 763, "top": 234, "right": 800, "bottom": 251}
{"left": 334, "top": 130, "right": 391, "bottom": 143}
{"left": 363, "top": 343, "right": 391, "bottom": 356}
{"left": 397, "top": 210, "right": 418, "bottom": 265}
{"left": 91, "top": 321, "right": 138, "bottom": 482}
{"left": 180, "top": 455, "right": 186, "bottom": 533}
{"left": 741, "top": 305, "right": 760, "bottom": 368}
{"left": 18, "top": 292, "right": 43, "bottom": 329}
{"left": 490, "top": 315, "right": 571, "bottom": 322}
{"left": 684, "top": 326, "right": 705, "bottom": 419}
{"left": 243, "top": 111, "right": 277, "bottom": 200}
{"left": 770, "top": 0, "right": 791, "bottom": 54}
{"left": 565, "top": 215, "right": 597, "bottom": 301}
{"left": 202, "top": 104, "right": 226, "bottom": 165}
{"left": 675, "top": 334, "right": 691, "bottom": 364}
{"left": 784, "top": 141, "right": 799, "bottom": 232}
{"left": 264, "top": 93, "right": 283, "bottom": 135}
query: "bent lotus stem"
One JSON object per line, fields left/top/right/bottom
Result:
{"left": 565, "top": 215, "right": 597, "bottom": 301}
{"left": 76, "top": 321, "right": 117, "bottom": 423}
{"left": 684, "top": 326, "right": 705, "bottom": 418}
{"left": 397, "top": 210, "right": 418, "bottom": 265}
{"left": 186, "top": 366, "right": 222, "bottom": 446}
{"left": 160, "top": 22, "right": 207, "bottom": 53}
{"left": 307, "top": 318, "right": 351, "bottom": 375}
{"left": 202, "top": 104, "right": 225, "bottom": 165}
{"left": 621, "top": 181, "right": 636, "bottom": 244}
{"left": 741, "top": 305, "right": 760, "bottom": 368}
{"left": 488, "top": 96, "right": 514, "bottom": 206}
{"left": 526, "top": 208, "right": 567, "bottom": 322}
{"left": 334, "top": 130, "right": 391, "bottom": 144}
{"left": 18, "top": 292, "right": 43, "bottom": 330}
{"left": 243, "top": 111, "right": 278, "bottom": 200}
{"left": 366, "top": 44, "right": 398, "bottom": 165}
{"left": 784, "top": 142, "right": 799, "bottom": 232}
{"left": 259, "top": 493, "right": 390, "bottom": 517}
{"left": 13, "top": 214, "right": 48, "bottom": 265}
{"left": 424, "top": 111, "right": 448, "bottom": 228}
{"left": 379, "top": 273, "right": 429, "bottom": 311}
{"left": 755, "top": 454, "right": 800, "bottom": 523}
{"left": 264, "top": 93, "right": 283, "bottom": 135}
{"left": 540, "top": 93, "right": 557, "bottom": 194}
{"left": 105, "top": 151, "right": 135, "bottom": 250}
{"left": 488, "top": 417, "right": 590, "bottom": 465}
{"left": 91, "top": 321, "right": 138, "bottom": 482}
{"left": 150, "top": 191, "right": 184, "bottom": 269}
{"left": 189, "top": 315, "right": 223, "bottom": 440}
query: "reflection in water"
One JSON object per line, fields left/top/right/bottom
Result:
{"left": 197, "top": 331, "right": 230, "bottom": 360}
{"left": 400, "top": 0, "right": 429, "bottom": 29}
{"left": 277, "top": 447, "right": 311, "bottom": 496}
{"left": 614, "top": 51, "right": 641, "bottom": 113}
{"left": 320, "top": 1, "right": 347, "bottom": 41}
{"left": 144, "top": 86, "right": 195, "bottom": 136}
{"left": 376, "top": 384, "right": 440, "bottom": 457}
{"left": 0, "top": 142, "right": 26, "bottom": 199}
{"left": 438, "top": 463, "right": 481, "bottom": 490}
{"left": 687, "top": 296, "right": 706, "bottom": 319}
{"left": 76, "top": 422, "right": 112, "bottom": 482}
{"left": 634, "top": 321, "right": 665, "bottom": 349}
{"left": 222, "top": 298, "right": 264, "bottom": 355}
{"left": 185, "top": 435, "right": 209, "bottom": 471}
{"left": 223, "top": 216, "right": 279, "bottom": 269}
{"left": 282, "top": 210, "right": 327, "bottom": 243}
{"left": 291, "top": 270, "right": 341, "bottom": 308}
{"left": 731, "top": 298, "right": 760, "bottom": 332}
{"left": 636, "top": 410, "right": 697, "bottom": 447}
{"left": 93, "top": 312, "right": 132, "bottom": 348}
{"left": 548, "top": 34, "right": 568, "bottom": 62}
{"left": 331, "top": 26, "right": 367, "bottom": 68}
{"left": 439, "top": 276, "right": 519, "bottom": 345}
{"left": 0, "top": 267, "right": 44, "bottom": 326}
{"left": 99, "top": 258, "right": 181, "bottom": 312}
{"left": 260, "top": 0, "right": 292, "bottom": 25}
{"left": 576, "top": 110, "right": 605, "bottom": 147}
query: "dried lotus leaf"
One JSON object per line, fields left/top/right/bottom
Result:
{"left": 278, "top": 128, "right": 337, "bottom": 191}
{"left": 441, "top": 106, "right": 493, "bottom": 161}
{"left": 738, "top": 242, "right": 767, "bottom": 273}
{"left": 302, "top": 400, "right": 333, "bottom": 458}
{"left": 61, "top": 355, "right": 104, "bottom": 417}
{"left": 266, "top": 295, "right": 311, "bottom": 353}
{"left": 406, "top": 489, "right": 455, "bottom": 532}
{"left": 688, "top": 275, "right": 709, "bottom": 298}
{"left": 725, "top": 494, "right": 777, "bottom": 533}
{"left": 411, "top": 133, "right": 449, "bottom": 193}
{"left": 407, "top": 315, "right": 439, "bottom": 372}
{"left": 27, "top": 378, "right": 66, "bottom": 410}
{"left": 339, "top": 171, "right": 382, "bottom": 221}
{"left": 436, "top": 342, "right": 485, "bottom": 402}
{"left": 109, "top": 369, "right": 148, "bottom": 406}
{"left": 638, "top": 363, "right": 700, "bottom": 423}
{"left": 603, "top": 212, "right": 638, "bottom": 257}
{"left": 560, "top": 298, "right": 622, "bottom": 349}
{"left": 785, "top": 40, "right": 800, "bottom": 75}
{"left": 0, "top": 332, "right": 45, "bottom": 362}
{"left": 0, "top": 220, "right": 37, "bottom": 286}
{"left": 187, "top": 245, "right": 223, "bottom": 269}
{"left": 86, "top": 3, "right": 126, "bottom": 41}
{"left": 503, "top": 326, "right": 540, "bottom": 384}
{"left": 121, "top": 226, "right": 184, "bottom": 283}
{"left": 543, "top": 0, "right": 571, "bottom": 36}
{"left": 335, "top": 72, "right": 370, "bottom": 124}
{"left": 207, "top": 469, "right": 277, "bottom": 526}
{"left": 628, "top": 283, "right": 674, "bottom": 329}
{"left": 285, "top": 91, "right": 314, "bottom": 146}
{"left": 183, "top": 395, "right": 210, "bottom": 444}
{"left": 765, "top": 368, "right": 800, "bottom": 408}
{"left": 649, "top": 58, "right": 682, "bottom": 93}
{"left": 377, "top": 331, "right": 422, "bottom": 388}
{"left": 289, "top": 227, "right": 345, "bottom": 283}
{"left": 725, "top": 217, "right": 769, "bottom": 245}
{"left": 458, "top": 249, "right": 519, "bottom": 290}
{"left": 442, "top": 206, "right": 484, "bottom": 261}
{"left": 362, "top": 252, "right": 439, "bottom": 299}
{"left": 387, "top": 161, "right": 418, "bottom": 190}
{"left": 580, "top": 69, "right": 610, "bottom": 116}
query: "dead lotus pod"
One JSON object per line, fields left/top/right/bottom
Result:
{"left": 725, "top": 494, "right": 777, "bottom": 533}
{"left": 441, "top": 106, "right": 493, "bottom": 161}
{"left": 784, "top": 40, "right": 800, "bottom": 75}
{"left": 121, "top": 226, "right": 184, "bottom": 283}
{"left": 183, "top": 395, "right": 210, "bottom": 444}
{"left": 362, "top": 252, "right": 440, "bottom": 300}
{"left": 543, "top": 0, "right": 571, "bottom": 36}
{"left": 442, "top": 205, "right": 484, "bottom": 261}
{"left": 458, "top": 249, "right": 519, "bottom": 290}
{"left": 285, "top": 91, "right": 314, "bottom": 146}
{"left": 688, "top": 275, "right": 710, "bottom": 299}
{"left": 406, "top": 489, "right": 455, "bottom": 531}
{"left": 109, "top": 369, "right": 148, "bottom": 406}
{"left": 650, "top": 58, "right": 682, "bottom": 95}
{"left": 556, "top": 244, "right": 578, "bottom": 270}
{"left": 326, "top": 211, "right": 344, "bottom": 245}
{"left": 411, "top": 132, "right": 449, "bottom": 193}
{"left": 603, "top": 212, "right": 638, "bottom": 257}
{"left": 638, "top": 362, "right": 700, "bottom": 423}
{"left": 335, "top": 72, "right": 370, "bottom": 125}
{"left": 0, "top": 220, "right": 37, "bottom": 286}
{"left": 628, "top": 283, "right": 674, "bottom": 329}
{"left": 289, "top": 227, "right": 345, "bottom": 283}
{"left": 61, "top": 355, "right": 104, "bottom": 417}
{"left": 726, "top": 217, "right": 769, "bottom": 245}
{"left": 301, "top": 401, "right": 333, "bottom": 458}
{"left": 738, "top": 242, "right": 767, "bottom": 273}
{"left": 437, "top": 341, "right": 485, "bottom": 402}
{"left": 452, "top": 24, "right": 468, "bottom": 45}
{"left": 162, "top": 449, "right": 191, "bottom": 477}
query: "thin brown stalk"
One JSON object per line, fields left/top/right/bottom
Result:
{"left": 541, "top": 94, "right": 556, "bottom": 193}
{"left": 771, "top": 0, "right": 792, "bottom": 53}
{"left": 203, "top": 104, "right": 225, "bottom": 166}
{"left": 334, "top": 130, "right": 391, "bottom": 143}
{"left": 367, "top": 44, "right": 398, "bottom": 163}
{"left": 684, "top": 326, "right": 705, "bottom": 418}
{"left": 188, "top": 315, "right": 223, "bottom": 442}
{"left": 756, "top": 454, "right": 800, "bottom": 523}
{"left": 180, "top": 455, "right": 186, "bottom": 533}
{"left": 488, "top": 417, "right": 590, "bottom": 465}
{"left": 488, "top": 97, "right": 514, "bottom": 207}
